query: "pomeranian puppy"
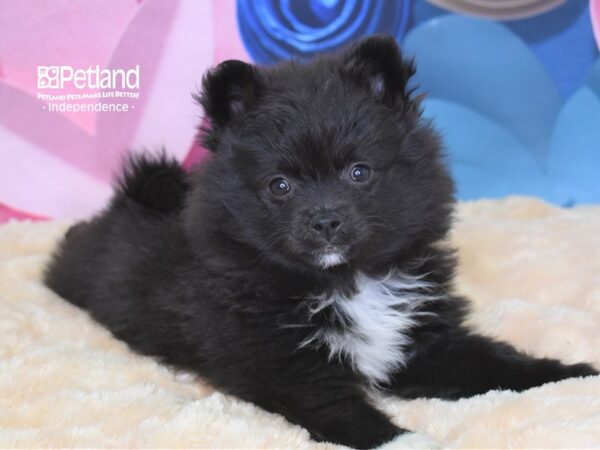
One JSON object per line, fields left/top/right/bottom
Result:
{"left": 45, "top": 36, "right": 597, "bottom": 449}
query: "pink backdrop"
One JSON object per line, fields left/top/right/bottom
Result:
{"left": 0, "top": 0, "right": 249, "bottom": 222}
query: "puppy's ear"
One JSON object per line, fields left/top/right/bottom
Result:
{"left": 340, "top": 35, "right": 416, "bottom": 108}
{"left": 197, "top": 60, "right": 262, "bottom": 128}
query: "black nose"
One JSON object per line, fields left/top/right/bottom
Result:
{"left": 310, "top": 213, "right": 342, "bottom": 241}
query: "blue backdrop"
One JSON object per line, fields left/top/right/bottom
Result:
{"left": 237, "top": 0, "right": 600, "bottom": 205}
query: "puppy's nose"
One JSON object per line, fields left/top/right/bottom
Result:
{"left": 310, "top": 213, "right": 342, "bottom": 241}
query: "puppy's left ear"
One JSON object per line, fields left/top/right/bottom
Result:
{"left": 196, "top": 59, "right": 262, "bottom": 129}
{"left": 340, "top": 35, "right": 416, "bottom": 108}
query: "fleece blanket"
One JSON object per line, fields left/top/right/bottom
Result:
{"left": 1, "top": 197, "right": 599, "bottom": 448}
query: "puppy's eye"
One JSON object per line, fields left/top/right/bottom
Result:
{"left": 269, "top": 177, "right": 291, "bottom": 196}
{"left": 350, "top": 164, "right": 371, "bottom": 182}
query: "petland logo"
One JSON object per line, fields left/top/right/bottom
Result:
{"left": 37, "top": 65, "right": 140, "bottom": 89}
{"left": 37, "top": 65, "right": 141, "bottom": 113}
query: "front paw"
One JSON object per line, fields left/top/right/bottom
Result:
{"left": 564, "top": 362, "right": 598, "bottom": 378}
{"left": 310, "top": 416, "right": 401, "bottom": 449}
{"left": 523, "top": 359, "right": 599, "bottom": 390}
{"left": 378, "top": 432, "right": 442, "bottom": 450}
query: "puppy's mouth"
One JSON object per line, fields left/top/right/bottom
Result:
{"left": 315, "top": 246, "right": 347, "bottom": 269}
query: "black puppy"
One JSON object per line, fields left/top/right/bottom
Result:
{"left": 45, "top": 36, "right": 597, "bottom": 449}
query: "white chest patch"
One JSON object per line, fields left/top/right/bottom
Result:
{"left": 300, "top": 272, "right": 440, "bottom": 385}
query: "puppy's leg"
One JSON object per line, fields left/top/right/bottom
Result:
{"left": 390, "top": 328, "right": 598, "bottom": 400}
{"left": 255, "top": 385, "right": 402, "bottom": 448}
{"left": 235, "top": 373, "right": 405, "bottom": 449}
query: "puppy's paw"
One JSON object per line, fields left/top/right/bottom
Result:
{"left": 566, "top": 362, "right": 598, "bottom": 378}
{"left": 378, "top": 432, "right": 442, "bottom": 449}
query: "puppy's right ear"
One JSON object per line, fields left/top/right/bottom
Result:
{"left": 340, "top": 35, "right": 416, "bottom": 109}
{"left": 196, "top": 60, "right": 262, "bottom": 129}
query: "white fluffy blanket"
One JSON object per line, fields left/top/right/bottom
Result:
{"left": 1, "top": 197, "right": 599, "bottom": 448}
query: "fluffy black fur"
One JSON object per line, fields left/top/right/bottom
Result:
{"left": 116, "top": 152, "right": 189, "bottom": 213}
{"left": 45, "top": 36, "right": 597, "bottom": 449}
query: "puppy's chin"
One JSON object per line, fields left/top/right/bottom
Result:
{"left": 316, "top": 250, "right": 346, "bottom": 269}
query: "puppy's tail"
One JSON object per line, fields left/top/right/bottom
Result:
{"left": 115, "top": 152, "right": 189, "bottom": 214}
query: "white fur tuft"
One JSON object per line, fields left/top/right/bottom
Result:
{"left": 301, "top": 271, "right": 442, "bottom": 385}
{"left": 317, "top": 251, "right": 346, "bottom": 268}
